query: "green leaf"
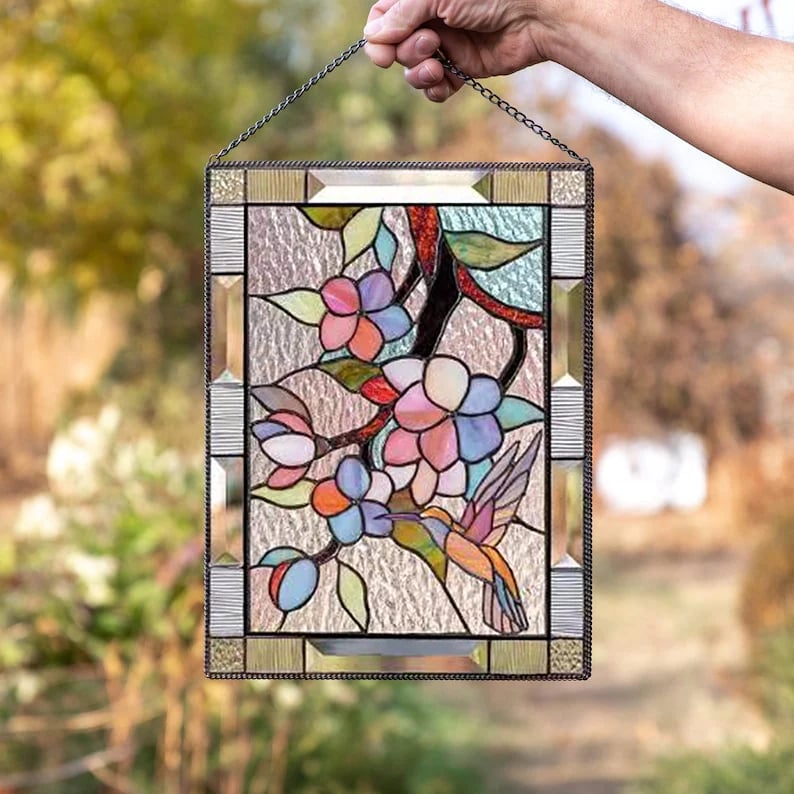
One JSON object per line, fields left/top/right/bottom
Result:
{"left": 300, "top": 206, "right": 362, "bottom": 230}
{"left": 392, "top": 521, "right": 447, "bottom": 583}
{"left": 496, "top": 396, "right": 544, "bottom": 430}
{"left": 343, "top": 207, "right": 382, "bottom": 264}
{"left": 257, "top": 546, "right": 304, "bottom": 567}
{"left": 251, "top": 480, "right": 314, "bottom": 508}
{"left": 318, "top": 357, "right": 381, "bottom": 392}
{"left": 266, "top": 289, "right": 325, "bottom": 325}
{"left": 336, "top": 560, "right": 369, "bottom": 632}
{"left": 445, "top": 231, "right": 543, "bottom": 270}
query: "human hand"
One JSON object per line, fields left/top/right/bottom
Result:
{"left": 363, "top": 0, "right": 562, "bottom": 102}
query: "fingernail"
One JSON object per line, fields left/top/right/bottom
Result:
{"left": 363, "top": 18, "right": 382, "bottom": 36}
{"left": 419, "top": 64, "right": 435, "bottom": 84}
{"left": 416, "top": 35, "right": 436, "bottom": 57}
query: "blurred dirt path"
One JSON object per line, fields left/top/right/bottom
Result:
{"left": 432, "top": 512, "right": 770, "bottom": 794}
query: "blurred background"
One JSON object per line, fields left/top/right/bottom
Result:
{"left": 1, "top": 0, "right": 793, "bottom": 791}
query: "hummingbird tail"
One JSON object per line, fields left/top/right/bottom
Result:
{"left": 482, "top": 575, "right": 529, "bottom": 634}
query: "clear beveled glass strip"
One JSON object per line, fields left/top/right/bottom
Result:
{"left": 551, "top": 280, "right": 584, "bottom": 386}
{"left": 306, "top": 169, "right": 491, "bottom": 204}
{"left": 306, "top": 639, "right": 487, "bottom": 673}
{"left": 551, "top": 461, "right": 583, "bottom": 565}
{"left": 210, "top": 457, "right": 244, "bottom": 565}
{"left": 211, "top": 275, "right": 244, "bottom": 381}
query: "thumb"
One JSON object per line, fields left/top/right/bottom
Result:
{"left": 364, "top": 0, "right": 439, "bottom": 44}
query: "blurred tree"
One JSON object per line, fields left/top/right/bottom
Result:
{"left": 436, "top": 107, "right": 770, "bottom": 450}
{"left": 0, "top": 0, "right": 481, "bottom": 353}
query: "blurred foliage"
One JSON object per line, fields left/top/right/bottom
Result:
{"left": 0, "top": 0, "right": 483, "bottom": 407}
{"left": 741, "top": 510, "right": 794, "bottom": 642}
{"left": 0, "top": 406, "right": 484, "bottom": 791}
{"left": 636, "top": 514, "right": 794, "bottom": 794}
{"left": 755, "top": 626, "right": 794, "bottom": 736}
{"left": 0, "top": 0, "right": 479, "bottom": 304}
{"left": 583, "top": 127, "right": 766, "bottom": 447}
{"left": 633, "top": 745, "right": 794, "bottom": 794}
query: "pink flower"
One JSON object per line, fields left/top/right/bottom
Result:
{"left": 380, "top": 355, "right": 504, "bottom": 506}
{"left": 319, "top": 270, "right": 411, "bottom": 361}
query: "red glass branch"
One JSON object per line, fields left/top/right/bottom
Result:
{"left": 327, "top": 405, "right": 392, "bottom": 449}
{"left": 406, "top": 206, "right": 440, "bottom": 277}
{"left": 456, "top": 265, "right": 544, "bottom": 329}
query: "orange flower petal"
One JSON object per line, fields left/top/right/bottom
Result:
{"left": 348, "top": 316, "right": 383, "bottom": 361}
{"left": 311, "top": 479, "right": 351, "bottom": 517}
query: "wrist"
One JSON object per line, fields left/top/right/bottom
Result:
{"left": 530, "top": 0, "right": 592, "bottom": 64}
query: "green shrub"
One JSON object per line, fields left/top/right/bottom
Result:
{"left": 0, "top": 407, "right": 485, "bottom": 793}
{"left": 633, "top": 745, "right": 794, "bottom": 794}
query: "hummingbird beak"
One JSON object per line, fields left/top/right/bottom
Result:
{"left": 384, "top": 512, "right": 421, "bottom": 522}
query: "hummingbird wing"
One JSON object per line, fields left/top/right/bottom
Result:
{"left": 460, "top": 431, "right": 542, "bottom": 547}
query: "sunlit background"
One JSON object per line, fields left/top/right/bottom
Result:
{"left": 2, "top": 0, "right": 793, "bottom": 791}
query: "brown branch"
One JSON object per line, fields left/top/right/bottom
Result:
{"left": 327, "top": 405, "right": 392, "bottom": 449}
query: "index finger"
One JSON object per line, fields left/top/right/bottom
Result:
{"left": 364, "top": 0, "right": 439, "bottom": 45}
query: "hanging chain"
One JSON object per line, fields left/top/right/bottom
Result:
{"left": 209, "top": 38, "right": 589, "bottom": 165}
{"left": 208, "top": 39, "right": 368, "bottom": 165}
{"left": 435, "top": 53, "right": 589, "bottom": 165}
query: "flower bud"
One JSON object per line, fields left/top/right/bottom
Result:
{"left": 268, "top": 557, "right": 319, "bottom": 612}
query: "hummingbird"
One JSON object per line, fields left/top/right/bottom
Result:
{"left": 388, "top": 433, "right": 541, "bottom": 635}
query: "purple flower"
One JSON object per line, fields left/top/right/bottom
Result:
{"left": 319, "top": 271, "right": 411, "bottom": 361}
{"left": 311, "top": 457, "right": 394, "bottom": 544}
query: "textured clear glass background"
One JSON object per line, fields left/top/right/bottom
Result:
{"left": 248, "top": 205, "right": 547, "bottom": 636}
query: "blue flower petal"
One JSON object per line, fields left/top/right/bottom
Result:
{"left": 335, "top": 457, "right": 371, "bottom": 500}
{"left": 251, "top": 420, "right": 288, "bottom": 441}
{"left": 360, "top": 500, "right": 392, "bottom": 537}
{"left": 455, "top": 414, "right": 503, "bottom": 463}
{"left": 328, "top": 505, "right": 364, "bottom": 545}
{"left": 369, "top": 305, "right": 411, "bottom": 342}
{"left": 458, "top": 376, "right": 501, "bottom": 415}
{"left": 495, "top": 396, "right": 544, "bottom": 430}
{"left": 275, "top": 558, "right": 318, "bottom": 611}
{"left": 357, "top": 270, "right": 394, "bottom": 312}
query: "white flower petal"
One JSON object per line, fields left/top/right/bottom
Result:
{"left": 424, "top": 356, "right": 469, "bottom": 411}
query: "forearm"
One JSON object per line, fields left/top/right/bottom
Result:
{"left": 538, "top": 0, "right": 794, "bottom": 191}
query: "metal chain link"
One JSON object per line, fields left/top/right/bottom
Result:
{"left": 209, "top": 38, "right": 589, "bottom": 165}
{"left": 436, "top": 54, "right": 590, "bottom": 165}
{"left": 208, "top": 39, "right": 368, "bottom": 165}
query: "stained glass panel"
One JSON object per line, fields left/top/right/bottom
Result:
{"left": 205, "top": 164, "right": 592, "bottom": 679}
